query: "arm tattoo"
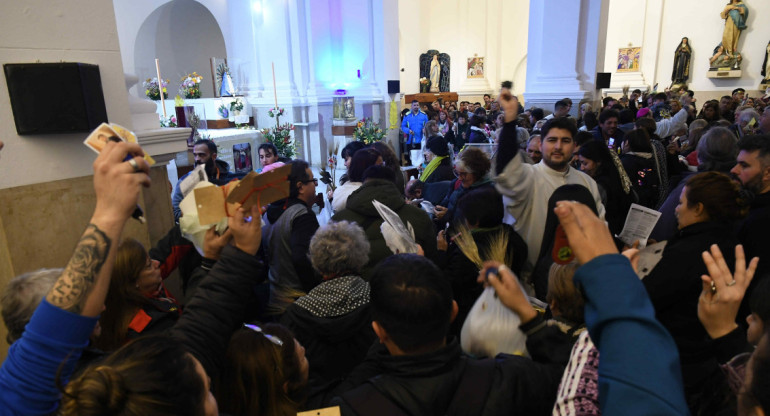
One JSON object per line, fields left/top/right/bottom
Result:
{"left": 47, "top": 224, "right": 111, "bottom": 313}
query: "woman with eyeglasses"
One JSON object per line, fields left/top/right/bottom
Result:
{"left": 215, "top": 323, "right": 310, "bottom": 416}
{"left": 433, "top": 147, "right": 493, "bottom": 227}
{"left": 95, "top": 238, "right": 184, "bottom": 351}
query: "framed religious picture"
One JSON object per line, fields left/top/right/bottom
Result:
{"left": 467, "top": 57, "right": 484, "bottom": 78}
{"left": 333, "top": 96, "right": 355, "bottom": 120}
{"left": 210, "top": 57, "right": 230, "bottom": 98}
{"left": 617, "top": 47, "right": 641, "bottom": 72}
{"left": 232, "top": 142, "right": 253, "bottom": 174}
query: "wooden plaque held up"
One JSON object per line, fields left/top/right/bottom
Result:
{"left": 226, "top": 164, "right": 292, "bottom": 211}
{"left": 297, "top": 407, "right": 341, "bottom": 416}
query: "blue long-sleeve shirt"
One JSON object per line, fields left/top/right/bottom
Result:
{"left": 400, "top": 111, "right": 429, "bottom": 145}
{"left": 575, "top": 254, "right": 689, "bottom": 415}
{"left": 0, "top": 299, "right": 98, "bottom": 416}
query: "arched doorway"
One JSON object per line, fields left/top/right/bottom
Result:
{"left": 134, "top": 0, "right": 226, "bottom": 98}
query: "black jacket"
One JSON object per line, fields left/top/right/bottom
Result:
{"left": 434, "top": 224, "right": 528, "bottom": 338}
{"left": 332, "top": 179, "right": 437, "bottom": 279}
{"left": 423, "top": 157, "right": 455, "bottom": 184}
{"left": 621, "top": 154, "right": 660, "bottom": 209}
{"left": 642, "top": 221, "right": 738, "bottom": 408}
{"left": 281, "top": 298, "right": 375, "bottom": 384}
{"left": 264, "top": 198, "right": 321, "bottom": 293}
{"left": 330, "top": 334, "right": 567, "bottom": 416}
{"left": 169, "top": 245, "right": 263, "bottom": 381}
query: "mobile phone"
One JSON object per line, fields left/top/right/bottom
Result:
{"left": 608, "top": 137, "right": 615, "bottom": 148}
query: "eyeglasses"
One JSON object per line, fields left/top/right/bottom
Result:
{"left": 301, "top": 178, "right": 318, "bottom": 185}
{"left": 453, "top": 170, "right": 470, "bottom": 178}
{"left": 243, "top": 324, "right": 283, "bottom": 346}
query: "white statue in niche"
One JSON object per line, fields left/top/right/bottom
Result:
{"left": 429, "top": 55, "right": 440, "bottom": 93}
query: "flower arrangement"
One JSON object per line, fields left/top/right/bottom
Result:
{"left": 419, "top": 77, "right": 429, "bottom": 93}
{"left": 268, "top": 107, "right": 284, "bottom": 118}
{"left": 261, "top": 123, "right": 297, "bottom": 159}
{"left": 179, "top": 72, "right": 203, "bottom": 99}
{"left": 320, "top": 143, "right": 340, "bottom": 191}
{"left": 143, "top": 77, "right": 169, "bottom": 100}
{"left": 159, "top": 115, "right": 177, "bottom": 128}
{"left": 217, "top": 103, "right": 229, "bottom": 118}
{"left": 353, "top": 117, "right": 385, "bottom": 144}
{"left": 230, "top": 98, "right": 244, "bottom": 114}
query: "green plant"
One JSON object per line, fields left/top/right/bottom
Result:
{"left": 352, "top": 117, "right": 385, "bottom": 144}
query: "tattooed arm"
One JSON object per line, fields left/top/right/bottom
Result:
{"left": 48, "top": 141, "right": 151, "bottom": 315}
{"left": 45, "top": 141, "right": 151, "bottom": 316}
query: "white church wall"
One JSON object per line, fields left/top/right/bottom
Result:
{"left": 113, "top": 0, "right": 228, "bottom": 100}
{"left": 397, "top": 0, "right": 530, "bottom": 101}
{"left": 0, "top": 0, "right": 133, "bottom": 188}
{"left": 603, "top": 0, "right": 769, "bottom": 97}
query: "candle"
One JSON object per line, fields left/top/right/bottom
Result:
{"left": 271, "top": 62, "right": 278, "bottom": 109}
{"left": 155, "top": 58, "right": 167, "bottom": 118}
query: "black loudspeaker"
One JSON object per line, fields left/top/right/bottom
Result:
{"left": 596, "top": 72, "right": 611, "bottom": 90}
{"left": 4, "top": 62, "right": 109, "bottom": 135}
{"left": 387, "top": 80, "right": 400, "bottom": 94}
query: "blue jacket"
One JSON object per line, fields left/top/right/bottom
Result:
{"left": 0, "top": 300, "right": 98, "bottom": 415}
{"left": 400, "top": 111, "right": 429, "bottom": 145}
{"left": 575, "top": 254, "right": 689, "bottom": 415}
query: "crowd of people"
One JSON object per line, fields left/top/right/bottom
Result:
{"left": 0, "top": 80, "right": 769, "bottom": 416}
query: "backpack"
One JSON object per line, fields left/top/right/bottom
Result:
{"left": 341, "top": 357, "right": 496, "bottom": 416}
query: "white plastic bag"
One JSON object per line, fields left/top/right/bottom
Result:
{"left": 460, "top": 286, "right": 528, "bottom": 358}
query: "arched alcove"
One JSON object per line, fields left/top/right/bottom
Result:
{"left": 134, "top": 0, "right": 226, "bottom": 98}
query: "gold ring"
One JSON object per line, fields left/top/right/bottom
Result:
{"left": 127, "top": 158, "right": 141, "bottom": 173}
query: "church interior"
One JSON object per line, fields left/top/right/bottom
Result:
{"left": 1, "top": 0, "right": 769, "bottom": 358}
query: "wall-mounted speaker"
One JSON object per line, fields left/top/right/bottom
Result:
{"left": 387, "top": 80, "right": 400, "bottom": 94}
{"left": 596, "top": 72, "right": 611, "bottom": 90}
{"left": 4, "top": 62, "right": 108, "bottom": 135}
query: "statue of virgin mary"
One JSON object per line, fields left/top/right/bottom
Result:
{"left": 720, "top": 0, "right": 749, "bottom": 58}
{"left": 429, "top": 55, "right": 440, "bottom": 93}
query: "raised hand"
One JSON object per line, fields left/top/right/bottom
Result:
{"left": 203, "top": 226, "right": 233, "bottom": 260}
{"left": 477, "top": 261, "right": 537, "bottom": 324}
{"left": 698, "top": 244, "right": 759, "bottom": 339}
{"left": 229, "top": 205, "right": 262, "bottom": 255}
{"left": 497, "top": 89, "right": 519, "bottom": 123}
{"left": 92, "top": 141, "right": 151, "bottom": 224}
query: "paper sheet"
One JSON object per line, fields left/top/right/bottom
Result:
{"left": 179, "top": 164, "right": 208, "bottom": 199}
{"left": 617, "top": 203, "right": 662, "bottom": 248}
{"left": 372, "top": 199, "right": 419, "bottom": 254}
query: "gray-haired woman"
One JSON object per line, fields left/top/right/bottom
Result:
{"left": 280, "top": 221, "right": 376, "bottom": 385}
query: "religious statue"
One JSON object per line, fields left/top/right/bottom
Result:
{"left": 419, "top": 50, "right": 451, "bottom": 92}
{"left": 710, "top": 43, "right": 742, "bottom": 69}
{"left": 671, "top": 37, "right": 692, "bottom": 87}
{"left": 762, "top": 41, "right": 770, "bottom": 84}
{"left": 719, "top": 0, "right": 748, "bottom": 61}
{"left": 429, "top": 55, "right": 440, "bottom": 92}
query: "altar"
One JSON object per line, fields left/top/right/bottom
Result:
{"left": 403, "top": 92, "right": 459, "bottom": 105}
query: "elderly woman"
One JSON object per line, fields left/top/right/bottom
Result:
{"left": 434, "top": 147, "right": 493, "bottom": 227}
{"left": 280, "top": 221, "right": 376, "bottom": 384}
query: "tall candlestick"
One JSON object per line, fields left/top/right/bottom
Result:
{"left": 271, "top": 62, "right": 278, "bottom": 109}
{"left": 155, "top": 58, "right": 167, "bottom": 119}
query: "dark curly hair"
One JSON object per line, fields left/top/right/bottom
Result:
{"left": 684, "top": 171, "right": 748, "bottom": 223}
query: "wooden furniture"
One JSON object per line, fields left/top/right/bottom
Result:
{"left": 403, "top": 92, "right": 459, "bottom": 105}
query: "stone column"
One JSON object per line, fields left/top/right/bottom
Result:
{"left": 523, "top": 0, "right": 610, "bottom": 115}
